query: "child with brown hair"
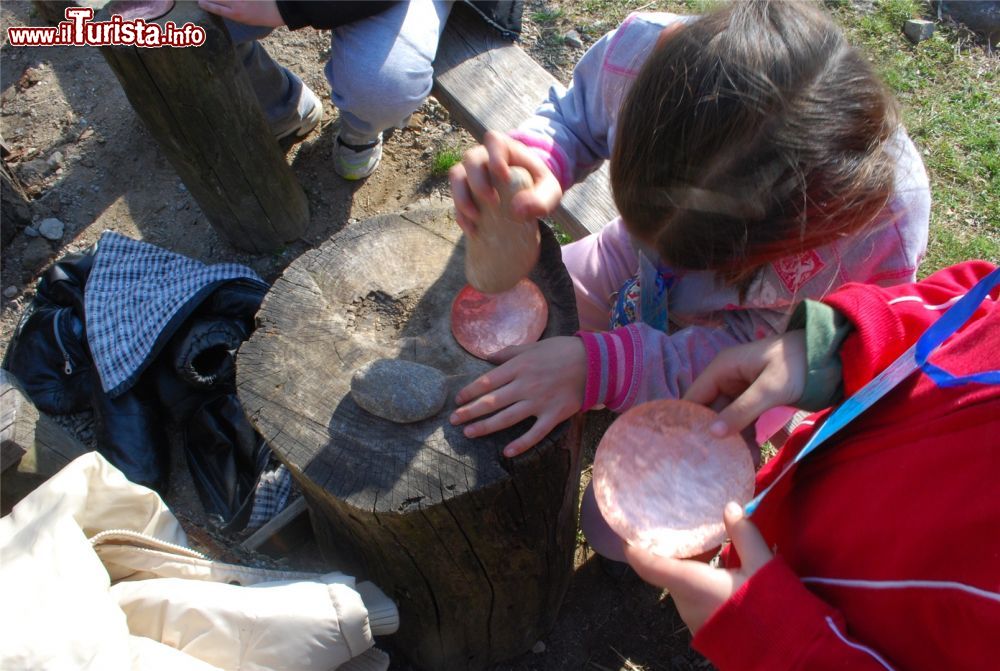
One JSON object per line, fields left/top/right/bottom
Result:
{"left": 449, "top": 0, "right": 930, "bottom": 457}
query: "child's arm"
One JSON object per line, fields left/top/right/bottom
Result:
{"left": 506, "top": 22, "right": 623, "bottom": 191}
{"left": 577, "top": 306, "right": 791, "bottom": 414}
{"left": 450, "top": 304, "right": 788, "bottom": 456}
{"left": 625, "top": 504, "right": 897, "bottom": 671}
{"left": 509, "top": 14, "right": 685, "bottom": 190}
{"left": 451, "top": 14, "right": 679, "bottom": 228}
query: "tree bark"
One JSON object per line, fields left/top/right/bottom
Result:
{"left": 238, "top": 205, "right": 583, "bottom": 670}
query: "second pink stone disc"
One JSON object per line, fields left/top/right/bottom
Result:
{"left": 107, "top": 1, "right": 175, "bottom": 20}
{"left": 451, "top": 278, "right": 548, "bottom": 360}
{"left": 593, "top": 399, "right": 755, "bottom": 559}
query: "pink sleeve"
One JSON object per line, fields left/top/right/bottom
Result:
{"left": 577, "top": 312, "right": 779, "bottom": 411}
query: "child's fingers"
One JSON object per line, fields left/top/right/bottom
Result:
{"left": 462, "top": 401, "right": 533, "bottom": 439}
{"left": 503, "top": 140, "right": 562, "bottom": 219}
{"left": 454, "top": 208, "right": 475, "bottom": 236}
{"left": 502, "top": 414, "right": 557, "bottom": 457}
{"left": 449, "top": 164, "right": 480, "bottom": 227}
{"left": 486, "top": 343, "right": 531, "bottom": 365}
{"left": 723, "top": 502, "right": 772, "bottom": 571}
{"left": 450, "top": 385, "right": 516, "bottom": 425}
{"left": 623, "top": 543, "right": 705, "bottom": 590}
{"left": 709, "top": 379, "right": 774, "bottom": 437}
{"left": 459, "top": 144, "right": 499, "bottom": 208}
{"left": 510, "top": 177, "right": 562, "bottom": 220}
{"left": 454, "top": 365, "right": 517, "bottom": 406}
{"left": 683, "top": 350, "right": 741, "bottom": 412}
{"left": 503, "top": 134, "right": 552, "bottom": 183}
{"left": 483, "top": 130, "right": 513, "bottom": 184}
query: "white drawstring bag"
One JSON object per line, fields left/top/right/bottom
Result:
{"left": 0, "top": 452, "right": 396, "bottom": 671}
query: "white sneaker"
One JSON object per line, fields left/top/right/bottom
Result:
{"left": 333, "top": 132, "right": 383, "bottom": 180}
{"left": 275, "top": 85, "right": 323, "bottom": 141}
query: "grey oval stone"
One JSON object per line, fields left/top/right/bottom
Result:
{"left": 37, "top": 217, "right": 64, "bottom": 240}
{"left": 351, "top": 358, "right": 448, "bottom": 424}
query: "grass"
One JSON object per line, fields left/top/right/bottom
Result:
{"left": 531, "top": 8, "right": 565, "bottom": 23}
{"left": 549, "top": 221, "right": 573, "bottom": 245}
{"left": 431, "top": 147, "right": 463, "bottom": 177}
{"left": 835, "top": 0, "right": 1000, "bottom": 271}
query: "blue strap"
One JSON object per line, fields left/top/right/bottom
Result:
{"left": 745, "top": 267, "right": 1000, "bottom": 515}
{"left": 915, "top": 267, "right": 1000, "bottom": 387}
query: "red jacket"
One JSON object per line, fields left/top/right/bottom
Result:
{"left": 694, "top": 261, "right": 1000, "bottom": 670}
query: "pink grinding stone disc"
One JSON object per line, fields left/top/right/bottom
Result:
{"left": 451, "top": 278, "right": 548, "bottom": 360}
{"left": 107, "top": 1, "right": 175, "bottom": 20}
{"left": 593, "top": 399, "right": 755, "bottom": 559}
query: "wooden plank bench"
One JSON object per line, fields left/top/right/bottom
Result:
{"left": 433, "top": 3, "right": 618, "bottom": 241}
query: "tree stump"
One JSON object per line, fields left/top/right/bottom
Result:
{"left": 35, "top": 0, "right": 309, "bottom": 253}
{"left": 1, "top": 370, "right": 90, "bottom": 513}
{"left": 237, "top": 205, "right": 583, "bottom": 670}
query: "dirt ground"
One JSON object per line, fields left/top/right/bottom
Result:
{"left": 0, "top": 2, "right": 708, "bottom": 669}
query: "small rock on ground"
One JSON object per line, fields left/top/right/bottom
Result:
{"left": 3, "top": 286, "right": 18, "bottom": 299}
{"left": 904, "top": 19, "right": 935, "bottom": 43}
{"left": 37, "top": 217, "right": 64, "bottom": 240}
{"left": 563, "top": 30, "right": 584, "bottom": 49}
{"left": 351, "top": 358, "right": 448, "bottom": 423}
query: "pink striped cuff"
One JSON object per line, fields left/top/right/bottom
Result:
{"left": 507, "top": 130, "right": 574, "bottom": 190}
{"left": 576, "top": 325, "right": 643, "bottom": 412}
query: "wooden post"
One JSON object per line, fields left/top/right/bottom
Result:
{"left": 37, "top": 0, "right": 309, "bottom": 253}
{"left": 433, "top": 3, "right": 619, "bottom": 241}
{"left": 237, "top": 204, "right": 583, "bottom": 670}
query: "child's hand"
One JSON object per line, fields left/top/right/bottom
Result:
{"left": 450, "top": 336, "right": 586, "bottom": 457}
{"left": 449, "top": 131, "right": 563, "bottom": 235}
{"left": 683, "top": 331, "right": 806, "bottom": 438}
{"left": 198, "top": 0, "right": 285, "bottom": 27}
{"left": 624, "top": 502, "right": 773, "bottom": 634}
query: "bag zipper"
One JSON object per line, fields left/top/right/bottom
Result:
{"left": 52, "top": 309, "right": 74, "bottom": 375}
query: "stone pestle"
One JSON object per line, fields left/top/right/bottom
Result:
{"left": 464, "top": 166, "right": 540, "bottom": 294}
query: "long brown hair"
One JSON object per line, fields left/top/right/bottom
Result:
{"left": 610, "top": 0, "right": 899, "bottom": 288}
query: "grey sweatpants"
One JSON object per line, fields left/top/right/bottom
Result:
{"left": 227, "top": 0, "right": 453, "bottom": 142}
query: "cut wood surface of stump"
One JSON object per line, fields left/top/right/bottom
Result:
{"left": 237, "top": 205, "right": 582, "bottom": 670}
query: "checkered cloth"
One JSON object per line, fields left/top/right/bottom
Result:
{"left": 84, "top": 231, "right": 266, "bottom": 397}
{"left": 248, "top": 464, "right": 295, "bottom": 530}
